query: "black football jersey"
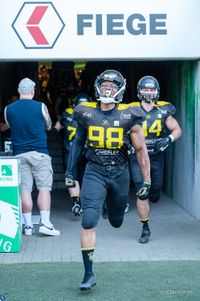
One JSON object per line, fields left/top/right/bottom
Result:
{"left": 73, "top": 102, "right": 145, "bottom": 165}
{"left": 130, "top": 101, "right": 176, "bottom": 154}
{"left": 60, "top": 107, "right": 77, "bottom": 151}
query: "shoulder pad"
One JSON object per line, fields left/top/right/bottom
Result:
{"left": 129, "top": 102, "right": 141, "bottom": 107}
{"left": 65, "top": 108, "right": 73, "bottom": 115}
{"left": 157, "top": 101, "right": 176, "bottom": 115}
{"left": 80, "top": 102, "right": 97, "bottom": 108}
{"left": 117, "top": 104, "right": 130, "bottom": 110}
{"left": 129, "top": 105, "right": 146, "bottom": 118}
{"left": 73, "top": 102, "right": 96, "bottom": 123}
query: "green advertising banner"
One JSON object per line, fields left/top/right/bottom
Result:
{"left": 0, "top": 158, "right": 22, "bottom": 252}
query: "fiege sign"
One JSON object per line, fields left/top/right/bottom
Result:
{"left": 1, "top": 0, "right": 199, "bottom": 59}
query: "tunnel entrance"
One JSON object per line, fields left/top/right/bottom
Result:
{"left": 0, "top": 59, "right": 199, "bottom": 218}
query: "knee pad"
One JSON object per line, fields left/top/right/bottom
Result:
{"left": 107, "top": 211, "right": 124, "bottom": 228}
{"left": 81, "top": 208, "right": 99, "bottom": 229}
{"left": 149, "top": 187, "right": 161, "bottom": 203}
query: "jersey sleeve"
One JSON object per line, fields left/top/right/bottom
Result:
{"left": 166, "top": 103, "right": 176, "bottom": 116}
{"left": 129, "top": 105, "right": 146, "bottom": 127}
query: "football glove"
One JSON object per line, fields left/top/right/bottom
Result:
{"left": 136, "top": 181, "right": 151, "bottom": 200}
{"left": 155, "top": 136, "right": 173, "bottom": 152}
{"left": 65, "top": 172, "right": 76, "bottom": 188}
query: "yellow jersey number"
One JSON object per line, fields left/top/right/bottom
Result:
{"left": 67, "top": 126, "right": 76, "bottom": 141}
{"left": 88, "top": 126, "right": 124, "bottom": 149}
{"left": 142, "top": 119, "right": 162, "bottom": 137}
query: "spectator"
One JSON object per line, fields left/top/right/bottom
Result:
{"left": 4, "top": 78, "right": 60, "bottom": 236}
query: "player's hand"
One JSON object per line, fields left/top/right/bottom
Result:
{"left": 155, "top": 136, "right": 172, "bottom": 152}
{"left": 65, "top": 172, "right": 76, "bottom": 188}
{"left": 136, "top": 182, "right": 151, "bottom": 200}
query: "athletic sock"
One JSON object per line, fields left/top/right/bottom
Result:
{"left": 81, "top": 248, "right": 94, "bottom": 277}
{"left": 40, "top": 210, "right": 51, "bottom": 226}
{"left": 71, "top": 196, "right": 81, "bottom": 204}
{"left": 140, "top": 217, "right": 149, "bottom": 230}
{"left": 23, "top": 212, "right": 33, "bottom": 228}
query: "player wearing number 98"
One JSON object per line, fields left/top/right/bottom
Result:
{"left": 66, "top": 70, "right": 151, "bottom": 290}
{"left": 129, "top": 75, "right": 182, "bottom": 244}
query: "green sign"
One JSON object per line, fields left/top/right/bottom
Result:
{"left": 0, "top": 158, "right": 22, "bottom": 253}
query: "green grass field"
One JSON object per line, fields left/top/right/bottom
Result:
{"left": 1, "top": 261, "right": 200, "bottom": 301}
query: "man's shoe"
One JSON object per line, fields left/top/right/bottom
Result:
{"left": 79, "top": 274, "right": 96, "bottom": 291}
{"left": 0, "top": 293, "right": 6, "bottom": 301}
{"left": 72, "top": 201, "right": 82, "bottom": 216}
{"left": 39, "top": 223, "right": 60, "bottom": 236}
{"left": 138, "top": 228, "right": 151, "bottom": 244}
{"left": 23, "top": 225, "right": 33, "bottom": 236}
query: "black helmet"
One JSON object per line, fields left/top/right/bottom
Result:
{"left": 137, "top": 75, "right": 160, "bottom": 103}
{"left": 73, "top": 93, "right": 91, "bottom": 107}
{"left": 94, "top": 69, "right": 126, "bottom": 103}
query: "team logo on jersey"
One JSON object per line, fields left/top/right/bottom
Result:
{"left": 146, "top": 114, "right": 151, "bottom": 119}
{"left": 120, "top": 113, "right": 131, "bottom": 119}
{"left": 160, "top": 109, "right": 167, "bottom": 114}
{"left": 114, "top": 120, "right": 119, "bottom": 126}
{"left": 102, "top": 119, "right": 109, "bottom": 125}
{"left": 82, "top": 112, "right": 92, "bottom": 117}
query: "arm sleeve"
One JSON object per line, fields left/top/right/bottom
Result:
{"left": 67, "top": 122, "right": 87, "bottom": 177}
{"left": 41, "top": 103, "right": 52, "bottom": 130}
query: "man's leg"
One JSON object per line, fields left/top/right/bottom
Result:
{"left": 37, "top": 190, "right": 60, "bottom": 236}
{"left": 80, "top": 227, "right": 96, "bottom": 290}
{"left": 79, "top": 163, "right": 106, "bottom": 290}
{"left": 136, "top": 197, "right": 151, "bottom": 243}
{"left": 21, "top": 191, "right": 34, "bottom": 236}
{"left": 68, "top": 181, "right": 82, "bottom": 216}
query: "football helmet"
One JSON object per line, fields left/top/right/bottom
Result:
{"left": 94, "top": 69, "right": 126, "bottom": 104}
{"left": 137, "top": 75, "right": 160, "bottom": 103}
{"left": 73, "top": 93, "right": 91, "bottom": 107}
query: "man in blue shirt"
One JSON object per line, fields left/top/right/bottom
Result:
{"left": 4, "top": 78, "right": 60, "bottom": 236}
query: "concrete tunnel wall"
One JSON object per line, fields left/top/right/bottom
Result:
{"left": 164, "top": 60, "right": 200, "bottom": 219}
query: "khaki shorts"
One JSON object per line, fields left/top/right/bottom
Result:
{"left": 16, "top": 151, "right": 53, "bottom": 192}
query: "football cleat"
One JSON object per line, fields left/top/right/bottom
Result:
{"left": 138, "top": 228, "right": 151, "bottom": 244}
{"left": 72, "top": 201, "right": 82, "bottom": 216}
{"left": 79, "top": 274, "right": 96, "bottom": 291}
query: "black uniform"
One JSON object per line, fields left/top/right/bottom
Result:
{"left": 60, "top": 107, "right": 85, "bottom": 179}
{"left": 129, "top": 101, "right": 176, "bottom": 202}
{"left": 68, "top": 102, "right": 145, "bottom": 229}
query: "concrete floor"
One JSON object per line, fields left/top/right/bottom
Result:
{"left": 1, "top": 190, "right": 200, "bottom": 264}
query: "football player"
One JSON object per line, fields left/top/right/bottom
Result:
{"left": 130, "top": 75, "right": 182, "bottom": 244}
{"left": 54, "top": 93, "right": 91, "bottom": 216}
{"left": 65, "top": 69, "right": 151, "bottom": 290}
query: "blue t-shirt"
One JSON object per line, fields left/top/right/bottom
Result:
{"left": 6, "top": 99, "right": 49, "bottom": 155}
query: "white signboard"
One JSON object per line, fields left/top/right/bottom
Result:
{"left": 0, "top": 0, "right": 200, "bottom": 60}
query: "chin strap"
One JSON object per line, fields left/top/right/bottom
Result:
{"left": 97, "top": 97, "right": 118, "bottom": 104}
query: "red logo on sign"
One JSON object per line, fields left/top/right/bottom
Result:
{"left": 27, "top": 6, "right": 49, "bottom": 45}
{"left": 12, "top": 2, "right": 65, "bottom": 49}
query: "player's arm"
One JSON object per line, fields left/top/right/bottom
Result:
{"left": 155, "top": 116, "right": 182, "bottom": 152}
{"left": 130, "top": 124, "right": 151, "bottom": 200}
{"left": 165, "top": 116, "right": 182, "bottom": 141}
{"left": 65, "top": 122, "right": 87, "bottom": 187}
{"left": 130, "top": 124, "right": 150, "bottom": 183}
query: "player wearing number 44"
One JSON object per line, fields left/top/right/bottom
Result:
{"left": 65, "top": 69, "right": 151, "bottom": 291}
{"left": 129, "top": 75, "right": 182, "bottom": 244}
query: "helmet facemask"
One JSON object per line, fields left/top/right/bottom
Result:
{"left": 137, "top": 76, "right": 160, "bottom": 103}
{"left": 94, "top": 70, "right": 126, "bottom": 104}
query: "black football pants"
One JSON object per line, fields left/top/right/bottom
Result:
{"left": 81, "top": 161, "right": 130, "bottom": 229}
